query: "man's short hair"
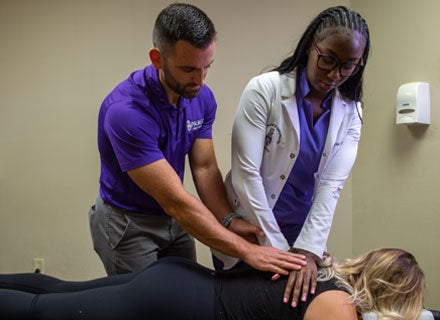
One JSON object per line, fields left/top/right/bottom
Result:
{"left": 152, "top": 3, "right": 216, "bottom": 53}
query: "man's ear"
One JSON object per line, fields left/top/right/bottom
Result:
{"left": 149, "top": 48, "right": 162, "bottom": 69}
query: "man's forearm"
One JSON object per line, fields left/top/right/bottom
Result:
{"left": 192, "top": 165, "right": 233, "bottom": 222}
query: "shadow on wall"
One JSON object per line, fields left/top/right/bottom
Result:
{"left": 393, "top": 124, "right": 429, "bottom": 156}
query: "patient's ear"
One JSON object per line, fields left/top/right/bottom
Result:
{"left": 149, "top": 48, "right": 162, "bottom": 69}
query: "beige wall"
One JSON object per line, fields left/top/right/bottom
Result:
{"left": 0, "top": 0, "right": 438, "bottom": 309}
{"left": 351, "top": 0, "right": 440, "bottom": 309}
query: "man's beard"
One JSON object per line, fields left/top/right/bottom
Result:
{"left": 163, "top": 65, "right": 201, "bottom": 99}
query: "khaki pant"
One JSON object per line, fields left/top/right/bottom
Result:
{"left": 89, "top": 197, "right": 196, "bottom": 275}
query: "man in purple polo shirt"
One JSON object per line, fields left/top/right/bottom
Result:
{"left": 89, "top": 3, "right": 306, "bottom": 276}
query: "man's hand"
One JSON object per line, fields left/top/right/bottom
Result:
{"left": 228, "top": 218, "right": 264, "bottom": 244}
{"left": 228, "top": 219, "right": 307, "bottom": 274}
{"left": 278, "top": 249, "right": 318, "bottom": 307}
{"left": 242, "top": 245, "right": 307, "bottom": 275}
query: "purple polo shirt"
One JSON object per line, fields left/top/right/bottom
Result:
{"left": 272, "top": 68, "right": 332, "bottom": 245}
{"left": 97, "top": 65, "right": 216, "bottom": 214}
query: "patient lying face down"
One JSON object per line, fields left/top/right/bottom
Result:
{"left": 0, "top": 248, "right": 426, "bottom": 320}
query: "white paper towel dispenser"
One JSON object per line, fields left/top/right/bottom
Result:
{"left": 396, "top": 82, "right": 430, "bottom": 125}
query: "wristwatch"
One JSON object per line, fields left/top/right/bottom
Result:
{"left": 221, "top": 212, "right": 243, "bottom": 228}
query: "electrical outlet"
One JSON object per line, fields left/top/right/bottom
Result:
{"left": 33, "top": 258, "right": 44, "bottom": 273}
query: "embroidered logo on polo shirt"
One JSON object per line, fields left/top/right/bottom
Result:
{"left": 187, "top": 119, "right": 204, "bottom": 132}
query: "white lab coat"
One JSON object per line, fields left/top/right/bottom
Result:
{"left": 213, "top": 70, "right": 362, "bottom": 269}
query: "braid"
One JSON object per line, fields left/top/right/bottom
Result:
{"left": 273, "top": 6, "right": 370, "bottom": 102}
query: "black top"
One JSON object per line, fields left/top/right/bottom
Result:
{"left": 216, "top": 268, "right": 343, "bottom": 320}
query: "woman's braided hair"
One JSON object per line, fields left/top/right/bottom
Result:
{"left": 273, "top": 6, "right": 370, "bottom": 102}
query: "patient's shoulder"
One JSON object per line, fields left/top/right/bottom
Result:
{"left": 304, "top": 290, "right": 358, "bottom": 320}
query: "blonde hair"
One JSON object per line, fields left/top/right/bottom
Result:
{"left": 318, "top": 248, "right": 425, "bottom": 320}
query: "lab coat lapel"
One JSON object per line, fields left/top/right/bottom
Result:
{"left": 325, "top": 92, "right": 347, "bottom": 154}
{"left": 280, "top": 73, "right": 300, "bottom": 140}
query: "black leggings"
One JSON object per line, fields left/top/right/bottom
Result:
{"left": 0, "top": 257, "right": 216, "bottom": 320}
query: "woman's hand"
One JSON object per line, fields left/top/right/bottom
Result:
{"left": 272, "top": 248, "right": 318, "bottom": 307}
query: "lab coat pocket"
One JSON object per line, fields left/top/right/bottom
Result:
{"left": 224, "top": 171, "right": 240, "bottom": 210}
